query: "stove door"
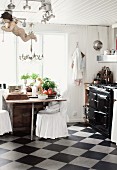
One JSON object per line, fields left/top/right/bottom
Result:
{"left": 94, "top": 111, "right": 109, "bottom": 131}
{"left": 97, "top": 93, "right": 110, "bottom": 113}
{"left": 89, "top": 91, "right": 97, "bottom": 108}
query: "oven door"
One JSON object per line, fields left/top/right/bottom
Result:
{"left": 89, "top": 91, "right": 97, "bottom": 108}
{"left": 94, "top": 111, "right": 109, "bottom": 131}
{"left": 97, "top": 93, "right": 110, "bottom": 113}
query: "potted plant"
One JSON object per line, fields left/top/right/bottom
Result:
{"left": 41, "top": 77, "right": 57, "bottom": 97}
{"left": 21, "top": 73, "right": 30, "bottom": 86}
{"left": 30, "top": 73, "right": 39, "bottom": 83}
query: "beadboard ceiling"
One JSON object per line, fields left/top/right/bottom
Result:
{"left": 0, "top": 0, "right": 117, "bottom": 26}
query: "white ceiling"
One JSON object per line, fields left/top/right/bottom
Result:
{"left": 1, "top": 0, "right": 117, "bottom": 26}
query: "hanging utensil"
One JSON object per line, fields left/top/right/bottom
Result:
{"left": 93, "top": 31, "right": 103, "bottom": 51}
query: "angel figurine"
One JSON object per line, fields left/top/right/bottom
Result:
{"left": 1, "top": 11, "right": 37, "bottom": 42}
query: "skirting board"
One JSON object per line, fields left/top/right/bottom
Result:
{"left": 68, "top": 117, "right": 84, "bottom": 123}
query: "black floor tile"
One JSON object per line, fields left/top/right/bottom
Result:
{"left": 67, "top": 123, "right": 76, "bottom": 127}
{"left": 99, "top": 141, "right": 116, "bottom": 148}
{"left": 49, "top": 153, "right": 77, "bottom": 163}
{"left": 66, "top": 135, "right": 85, "bottom": 141}
{"left": 28, "top": 167, "right": 45, "bottom": 170}
{"left": 17, "top": 155, "right": 45, "bottom": 166}
{"left": 89, "top": 134, "right": 106, "bottom": 140}
{"left": 59, "top": 164, "right": 89, "bottom": 170}
{"left": 81, "top": 127, "right": 96, "bottom": 133}
{"left": 81, "top": 150, "right": 107, "bottom": 160}
{"left": 110, "top": 148, "right": 117, "bottom": 155}
{"left": 92, "top": 161, "right": 117, "bottom": 170}
{"left": 14, "top": 145, "right": 38, "bottom": 154}
{"left": 12, "top": 138, "right": 31, "bottom": 144}
{"left": 72, "top": 142, "right": 95, "bottom": 150}
{"left": 43, "top": 144, "right": 68, "bottom": 152}
{"left": 0, "top": 140, "right": 7, "bottom": 145}
{"left": 39, "top": 138, "right": 60, "bottom": 143}
{"left": 68, "top": 130, "right": 78, "bottom": 135}
{"left": 13, "top": 132, "right": 28, "bottom": 137}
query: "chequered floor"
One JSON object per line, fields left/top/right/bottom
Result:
{"left": 0, "top": 122, "right": 117, "bottom": 170}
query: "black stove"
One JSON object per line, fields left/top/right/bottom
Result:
{"left": 88, "top": 83, "right": 115, "bottom": 138}
{"left": 91, "top": 83, "right": 117, "bottom": 89}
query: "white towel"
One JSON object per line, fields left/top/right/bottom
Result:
{"left": 72, "top": 47, "right": 85, "bottom": 85}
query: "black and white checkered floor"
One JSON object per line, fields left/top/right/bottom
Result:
{"left": 0, "top": 122, "right": 117, "bottom": 170}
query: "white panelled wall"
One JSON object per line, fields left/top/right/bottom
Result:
{"left": 0, "top": 23, "right": 116, "bottom": 122}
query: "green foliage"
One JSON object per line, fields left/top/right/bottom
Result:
{"left": 30, "top": 73, "right": 39, "bottom": 80}
{"left": 21, "top": 73, "right": 30, "bottom": 80}
{"left": 42, "top": 77, "right": 57, "bottom": 90}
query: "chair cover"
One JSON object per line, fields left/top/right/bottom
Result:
{"left": 0, "top": 110, "right": 12, "bottom": 135}
{"left": 36, "top": 101, "right": 68, "bottom": 139}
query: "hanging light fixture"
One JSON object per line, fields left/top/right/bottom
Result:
{"left": 39, "top": 1, "right": 55, "bottom": 23}
{"left": 23, "top": 0, "right": 31, "bottom": 10}
{"left": 6, "top": 0, "right": 55, "bottom": 24}
{"left": 22, "top": 19, "right": 26, "bottom": 27}
{"left": 7, "top": 0, "right": 15, "bottom": 10}
{"left": 19, "top": 39, "right": 44, "bottom": 60}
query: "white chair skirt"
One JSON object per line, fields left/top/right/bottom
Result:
{"left": 0, "top": 110, "right": 12, "bottom": 135}
{"left": 36, "top": 111, "right": 68, "bottom": 139}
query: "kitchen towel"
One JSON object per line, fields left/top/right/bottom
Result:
{"left": 71, "top": 47, "right": 85, "bottom": 85}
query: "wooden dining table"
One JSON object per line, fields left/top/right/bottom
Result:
{"left": 3, "top": 96, "right": 66, "bottom": 140}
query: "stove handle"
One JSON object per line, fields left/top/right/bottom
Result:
{"left": 97, "top": 94, "right": 108, "bottom": 100}
{"left": 94, "top": 100, "right": 98, "bottom": 103}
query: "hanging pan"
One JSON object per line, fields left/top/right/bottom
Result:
{"left": 93, "top": 31, "right": 103, "bottom": 51}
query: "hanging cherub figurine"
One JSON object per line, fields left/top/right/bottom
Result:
{"left": 1, "top": 11, "right": 37, "bottom": 42}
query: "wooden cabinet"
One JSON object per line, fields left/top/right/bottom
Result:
{"left": 13, "top": 103, "right": 44, "bottom": 133}
{"left": 84, "top": 83, "right": 90, "bottom": 106}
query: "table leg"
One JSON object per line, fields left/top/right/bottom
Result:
{"left": 31, "top": 103, "right": 34, "bottom": 140}
{"left": 7, "top": 103, "right": 13, "bottom": 134}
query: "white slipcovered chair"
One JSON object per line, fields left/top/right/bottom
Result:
{"left": 36, "top": 101, "right": 68, "bottom": 139}
{"left": 0, "top": 90, "right": 12, "bottom": 135}
{"left": 0, "top": 110, "right": 12, "bottom": 135}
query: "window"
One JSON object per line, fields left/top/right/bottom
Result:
{"left": 43, "top": 34, "right": 67, "bottom": 94}
{"left": 17, "top": 33, "right": 67, "bottom": 93}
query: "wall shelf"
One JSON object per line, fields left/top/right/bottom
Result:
{"left": 97, "top": 55, "right": 117, "bottom": 63}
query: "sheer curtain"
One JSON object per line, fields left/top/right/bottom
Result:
{"left": 0, "top": 33, "right": 16, "bottom": 85}
{"left": 43, "top": 34, "right": 67, "bottom": 94}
